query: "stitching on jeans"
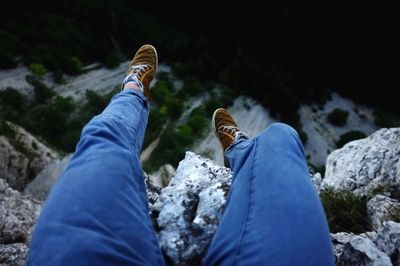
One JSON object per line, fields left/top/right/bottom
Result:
{"left": 232, "top": 138, "right": 257, "bottom": 265}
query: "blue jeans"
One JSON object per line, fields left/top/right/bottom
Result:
{"left": 28, "top": 90, "right": 333, "bottom": 265}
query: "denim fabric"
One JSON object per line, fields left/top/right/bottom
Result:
{"left": 28, "top": 90, "right": 333, "bottom": 265}
{"left": 204, "top": 123, "right": 334, "bottom": 265}
{"left": 28, "top": 90, "right": 166, "bottom": 265}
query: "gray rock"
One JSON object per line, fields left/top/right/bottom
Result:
{"left": 153, "top": 152, "right": 232, "bottom": 265}
{"left": 331, "top": 232, "right": 392, "bottom": 265}
{"left": 368, "top": 195, "right": 400, "bottom": 231}
{"left": 149, "top": 164, "right": 176, "bottom": 187}
{"left": 0, "top": 243, "right": 28, "bottom": 266}
{"left": 0, "top": 179, "right": 42, "bottom": 245}
{"left": 311, "top": 172, "right": 322, "bottom": 191}
{"left": 0, "top": 121, "right": 59, "bottom": 191}
{"left": 24, "top": 154, "right": 72, "bottom": 201}
{"left": 374, "top": 221, "right": 400, "bottom": 265}
{"left": 322, "top": 128, "right": 400, "bottom": 196}
{"left": 0, "top": 178, "right": 42, "bottom": 264}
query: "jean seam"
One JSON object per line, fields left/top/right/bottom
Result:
{"left": 232, "top": 138, "right": 257, "bottom": 265}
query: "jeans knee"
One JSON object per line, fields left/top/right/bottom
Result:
{"left": 259, "top": 122, "right": 301, "bottom": 145}
{"left": 268, "top": 122, "right": 297, "bottom": 135}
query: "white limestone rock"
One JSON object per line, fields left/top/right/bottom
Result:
{"left": 373, "top": 221, "right": 400, "bottom": 265}
{"left": 153, "top": 152, "right": 232, "bottom": 265}
{"left": 322, "top": 128, "right": 400, "bottom": 196}
{"left": 331, "top": 232, "right": 392, "bottom": 265}
{"left": 367, "top": 195, "right": 400, "bottom": 231}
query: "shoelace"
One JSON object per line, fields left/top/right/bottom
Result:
{"left": 122, "top": 64, "right": 150, "bottom": 91}
{"left": 218, "top": 125, "right": 248, "bottom": 140}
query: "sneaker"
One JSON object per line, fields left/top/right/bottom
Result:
{"left": 212, "top": 108, "right": 248, "bottom": 167}
{"left": 122, "top": 44, "right": 158, "bottom": 98}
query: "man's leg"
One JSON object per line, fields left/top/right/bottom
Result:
{"left": 205, "top": 122, "right": 334, "bottom": 265}
{"left": 28, "top": 90, "right": 165, "bottom": 265}
{"left": 28, "top": 95, "right": 165, "bottom": 263}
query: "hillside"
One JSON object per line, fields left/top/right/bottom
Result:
{"left": 0, "top": 62, "right": 389, "bottom": 170}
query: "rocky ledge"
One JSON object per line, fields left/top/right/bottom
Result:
{"left": 1, "top": 128, "right": 400, "bottom": 265}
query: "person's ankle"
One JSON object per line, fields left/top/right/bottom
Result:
{"left": 123, "top": 82, "right": 144, "bottom": 94}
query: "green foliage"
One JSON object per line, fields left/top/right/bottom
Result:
{"left": 0, "top": 120, "right": 15, "bottom": 138}
{"left": 374, "top": 109, "right": 399, "bottom": 128}
{"left": 28, "top": 63, "right": 47, "bottom": 77}
{"left": 64, "top": 56, "right": 83, "bottom": 75}
{"left": 0, "top": 30, "right": 19, "bottom": 69}
{"left": 336, "top": 130, "right": 367, "bottom": 148}
{"left": 26, "top": 74, "right": 55, "bottom": 103}
{"left": 104, "top": 52, "right": 123, "bottom": 69}
{"left": 320, "top": 188, "right": 370, "bottom": 233}
{"left": 327, "top": 108, "right": 349, "bottom": 127}
{"left": 298, "top": 130, "right": 308, "bottom": 145}
{"left": 52, "top": 71, "right": 66, "bottom": 84}
{"left": 0, "top": 87, "right": 27, "bottom": 115}
{"left": 152, "top": 80, "right": 172, "bottom": 106}
{"left": 182, "top": 77, "right": 204, "bottom": 97}
{"left": 85, "top": 90, "right": 109, "bottom": 115}
{"left": 187, "top": 107, "right": 207, "bottom": 137}
{"left": 144, "top": 106, "right": 208, "bottom": 172}
{"left": 27, "top": 96, "right": 76, "bottom": 144}
{"left": 370, "top": 184, "right": 400, "bottom": 202}
{"left": 143, "top": 107, "right": 168, "bottom": 147}
{"left": 144, "top": 124, "right": 193, "bottom": 172}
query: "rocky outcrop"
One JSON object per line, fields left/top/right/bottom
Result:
{"left": 367, "top": 195, "right": 400, "bottom": 231}
{"left": 373, "top": 221, "right": 400, "bottom": 265}
{"left": 322, "top": 128, "right": 400, "bottom": 197}
{"left": 2, "top": 126, "right": 400, "bottom": 265}
{"left": 331, "top": 232, "right": 392, "bottom": 265}
{"left": 0, "top": 243, "right": 29, "bottom": 266}
{"left": 0, "top": 121, "right": 59, "bottom": 191}
{"left": 322, "top": 128, "right": 400, "bottom": 265}
{"left": 0, "top": 178, "right": 42, "bottom": 265}
{"left": 331, "top": 221, "right": 400, "bottom": 266}
{"left": 24, "top": 154, "right": 72, "bottom": 201}
{"left": 152, "top": 152, "right": 232, "bottom": 265}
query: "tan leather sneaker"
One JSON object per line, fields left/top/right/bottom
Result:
{"left": 212, "top": 108, "right": 248, "bottom": 167}
{"left": 122, "top": 44, "right": 158, "bottom": 98}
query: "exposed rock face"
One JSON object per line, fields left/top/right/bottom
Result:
{"left": 0, "top": 243, "right": 28, "bottom": 266}
{"left": 322, "top": 128, "right": 400, "bottom": 197}
{"left": 0, "top": 178, "right": 42, "bottom": 265}
{"left": 2, "top": 125, "right": 400, "bottom": 265}
{"left": 331, "top": 232, "right": 392, "bottom": 265}
{"left": 153, "top": 152, "right": 232, "bottom": 265}
{"left": 367, "top": 195, "right": 400, "bottom": 231}
{"left": 24, "top": 154, "right": 72, "bottom": 201}
{"left": 373, "top": 221, "right": 400, "bottom": 265}
{"left": 0, "top": 121, "right": 59, "bottom": 191}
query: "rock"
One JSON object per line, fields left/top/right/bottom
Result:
{"left": 0, "top": 121, "right": 59, "bottom": 191}
{"left": 153, "top": 152, "right": 232, "bottom": 265}
{"left": 367, "top": 195, "right": 400, "bottom": 231}
{"left": 331, "top": 232, "right": 392, "bottom": 265}
{"left": 322, "top": 128, "right": 400, "bottom": 196}
{"left": 0, "top": 243, "right": 28, "bottom": 266}
{"left": 24, "top": 154, "right": 72, "bottom": 201}
{"left": 149, "top": 164, "right": 176, "bottom": 187}
{"left": 311, "top": 172, "right": 322, "bottom": 191}
{"left": 0, "top": 179, "right": 42, "bottom": 245}
{"left": 0, "top": 178, "right": 42, "bottom": 264}
{"left": 373, "top": 221, "right": 400, "bottom": 265}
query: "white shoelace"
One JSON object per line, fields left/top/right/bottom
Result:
{"left": 122, "top": 64, "right": 150, "bottom": 92}
{"left": 219, "top": 125, "right": 248, "bottom": 141}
